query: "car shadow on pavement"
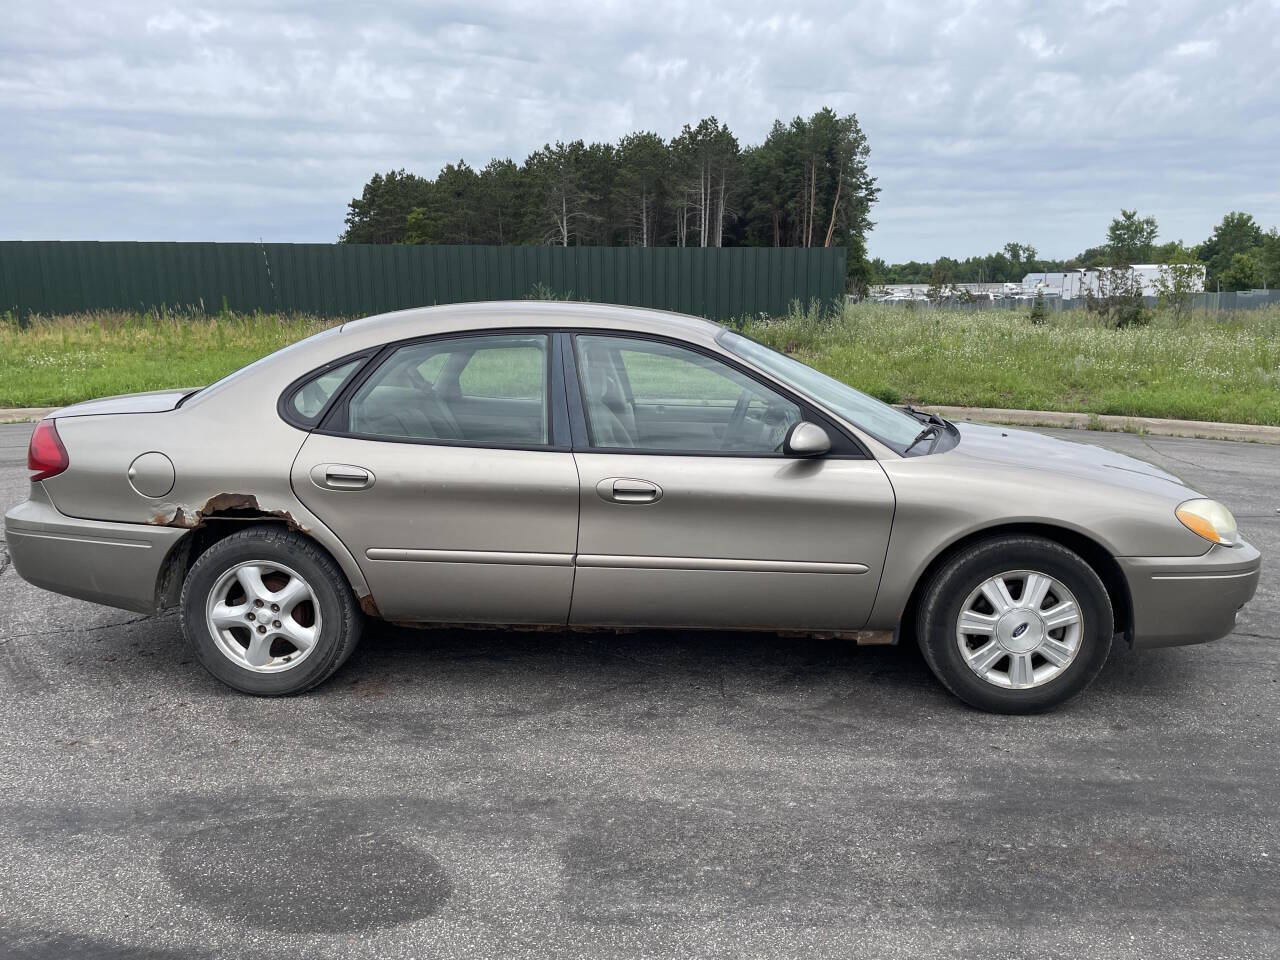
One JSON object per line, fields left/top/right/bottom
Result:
{"left": 35, "top": 605, "right": 1199, "bottom": 715}
{"left": 315, "top": 618, "right": 1169, "bottom": 715}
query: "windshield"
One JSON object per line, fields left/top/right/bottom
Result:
{"left": 717, "top": 330, "right": 924, "bottom": 453}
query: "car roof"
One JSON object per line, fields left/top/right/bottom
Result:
{"left": 188, "top": 298, "right": 901, "bottom": 461}
{"left": 189, "top": 300, "right": 729, "bottom": 411}
{"left": 340, "top": 300, "right": 725, "bottom": 346}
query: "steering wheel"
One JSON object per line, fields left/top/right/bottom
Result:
{"left": 720, "top": 389, "right": 752, "bottom": 450}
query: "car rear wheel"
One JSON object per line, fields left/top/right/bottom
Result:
{"left": 916, "top": 535, "right": 1113, "bottom": 713}
{"left": 180, "top": 525, "right": 362, "bottom": 695}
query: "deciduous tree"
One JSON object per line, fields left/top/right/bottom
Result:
{"left": 1153, "top": 242, "right": 1203, "bottom": 322}
{"left": 1200, "top": 211, "right": 1264, "bottom": 285}
{"left": 1106, "top": 209, "right": 1158, "bottom": 265}
{"left": 1219, "top": 252, "right": 1262, "bottom": 291}
{"left": 1259, "top": 228, "right": 1280, "bottom": 289}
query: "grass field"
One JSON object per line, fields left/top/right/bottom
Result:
{"left": 0, "top": 312, "right": 340, "bottom": 408}
{"left": 2, "top": 304, "right": 1278, "bottom": 425}
{"left": 748, "top": 303, "right": 1280, "bottom": 426}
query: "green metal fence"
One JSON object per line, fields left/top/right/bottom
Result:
{"left": 0, "top": 241, "right": 846, "bottom": 323}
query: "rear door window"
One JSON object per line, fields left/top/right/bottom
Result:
{"left": 346, "top": 334, "right": 550, "bottom": 446}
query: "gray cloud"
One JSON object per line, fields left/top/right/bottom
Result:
{"left": 2, "top": 0, "right": 1277, "bottom": 261}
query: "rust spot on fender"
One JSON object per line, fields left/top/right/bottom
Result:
{"left": 358, "top": 593, "right": 382, "bottom": 619}
{"left": 147, "top": 493, "right": 309, "bottom": 533}
{"left": 202, "top": 492, "right": 261, "bottom": 515}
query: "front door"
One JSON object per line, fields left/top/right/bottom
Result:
{"left": 565, "top": 333, "right": 896, "bottom": 631}
{"left": 292, "top": 331, "right": 579, "bottom": 625}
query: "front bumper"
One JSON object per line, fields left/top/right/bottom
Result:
{"left": 4, "top": 484, "right": 187, "bottom": 614}
{"left": 1119, "top": 540, "right": 1262, "bottom": 649}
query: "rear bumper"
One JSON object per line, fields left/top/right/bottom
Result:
{"left": 1119, "top": 541, "right": 1262, "bottom": 650}
{"left": 3, "top": 484, "right": 186, "bottom": 614}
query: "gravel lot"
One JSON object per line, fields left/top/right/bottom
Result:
{"left": 0, "top": 421, "right": 1276, "bottom": 959}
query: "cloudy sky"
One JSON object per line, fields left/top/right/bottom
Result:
{"left": 2, "top": 0, "right": 1277, "bottom": 262}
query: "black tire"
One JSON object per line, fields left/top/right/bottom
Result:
{"left": 180, "top": 525, "right": 362, "bottom": 695}
{"left": 916, "top": 535, "right": 1113, "bottom": 713}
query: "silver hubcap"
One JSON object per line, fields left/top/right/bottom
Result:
{"left": 205, "top": 561, "right": 321, "bottom": 673}
{"left": 955, "top": 570, "right": 1083, "bottom": 689}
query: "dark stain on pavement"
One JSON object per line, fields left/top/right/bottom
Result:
{"left": 161, "top": 802, "right": 453, "bottom": 933}
{"left": 2, "top": 794, "right": 456, "bottom": 935}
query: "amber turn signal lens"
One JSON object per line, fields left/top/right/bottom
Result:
{"left": 1175, "top": 499, "right": 1238, "bottom": 546}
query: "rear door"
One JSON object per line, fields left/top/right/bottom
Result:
{"left": 564, "top": 333, "right": 896, "bottom": 632}
{"left": 291, "top": 331, "right": 579, "bottom": 625}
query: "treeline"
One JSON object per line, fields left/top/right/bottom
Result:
{"left": 872, "top": 242, "right": 1051, "bottom": 286}
{"left": 340, "top": 108, "right": 879, "bottom": 288}
{"left": 875, "top": 210, "right": 1280, "bottom": 292}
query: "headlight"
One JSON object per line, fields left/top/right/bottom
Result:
{"left": 1175, "top": 499, "right": 1239, "bottom": 546}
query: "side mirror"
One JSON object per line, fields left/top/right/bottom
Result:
{"left": 783, "top": 421, "right": 831, "bottom": 458}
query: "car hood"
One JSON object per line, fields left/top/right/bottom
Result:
{"left": 952, "top": 421, "right": 1190, "bottom": 492}
{"left": 50, "top": 388, "right": 201, "bottom": 419}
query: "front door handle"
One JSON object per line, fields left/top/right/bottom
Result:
{"left": 596, "top": 477, "right": 662, "bottom": 504}
{"left": 310, "top": 463, "right": 374, "bottom": 491}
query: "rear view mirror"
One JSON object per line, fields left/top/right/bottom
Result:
{"left": 783, "top": 421, "right": 830, "bottom": 457}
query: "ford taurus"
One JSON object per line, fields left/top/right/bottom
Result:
{"left": 4, "top": 302, "right": 1261, "bottom": 712}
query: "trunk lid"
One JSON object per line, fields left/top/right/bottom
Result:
{"left": 49, "top": 389, "right": 201, "bottom": 420}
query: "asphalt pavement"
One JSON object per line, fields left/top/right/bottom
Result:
{"left": 0, "top": 421, "right": 1276, "bottom": 959}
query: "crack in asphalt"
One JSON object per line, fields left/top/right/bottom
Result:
{"left": 1141, "top": 436, "right": 1209, "bottom": 470}
{"left": 0, "top": 612, "right": 168, "bottom": 645}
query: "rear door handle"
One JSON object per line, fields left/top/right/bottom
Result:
{"left": 596, "top": 477, "right": 662, "bottom": 504}
{"left": 310, "top": 463, "right": 374, "bottom": 491}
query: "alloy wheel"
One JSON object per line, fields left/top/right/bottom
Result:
{"left": 205, "top": 560, "right": 322, "bottom": 673}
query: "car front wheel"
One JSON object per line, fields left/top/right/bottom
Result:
{"left": 180, "top": 525, "right": 362, "bottom": 695}
{"left": 916, "top": 535, "right": 1113, "bottom": 713}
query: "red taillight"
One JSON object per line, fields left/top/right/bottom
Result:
{"left": 28, "top": 419, "right": 69, "bottom": 482}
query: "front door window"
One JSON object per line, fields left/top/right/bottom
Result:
{"left": 574, "top": 335, "right": 801, "bottom": 453}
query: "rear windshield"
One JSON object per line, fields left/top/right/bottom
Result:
{"left": 184, "top": 325, "right": 345, "bottom": 405}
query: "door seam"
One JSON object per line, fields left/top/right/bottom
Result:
{"left": 559, "top": 331, "right": 584, "bottom": 626}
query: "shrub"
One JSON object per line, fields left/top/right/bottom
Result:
{"left": 1083, "top": 268, "right": 1150, "bottom": 328}
{"left": 1028, "top": 291, "right": 1048, "bottom": 325}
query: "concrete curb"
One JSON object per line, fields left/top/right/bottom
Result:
{"left": 3, "top": 403, "right": 1278, "bottom": 445}
{"left": 0, "top": 408, "right": 54, "bottom": 425}
{"left": 928, "top": 406, "right": 1280, "bottom": 445}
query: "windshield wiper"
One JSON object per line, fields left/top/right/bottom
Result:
{"left": 903, "top": 422, "right": 942, "bottom": 455}
{"left": 904, "top": 404, "right": 947, "bottom": 427}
